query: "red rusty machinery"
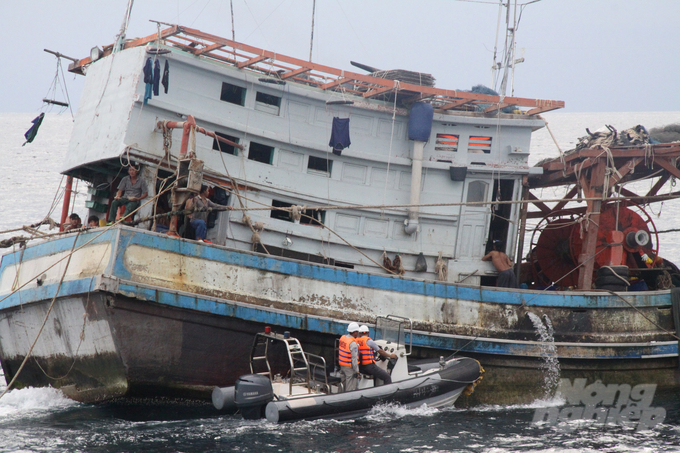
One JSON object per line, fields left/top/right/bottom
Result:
{"left": 530, "top": 203, "right": 658, "bottom": 288}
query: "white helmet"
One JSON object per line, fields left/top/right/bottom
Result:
{"left": 358, "top": 325, "right": 369, "bottom": 333}
{"left": 347, "top": 322, "right": 360, "bottom": 333}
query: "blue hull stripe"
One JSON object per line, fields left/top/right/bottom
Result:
{"left": 104, "top": 229, "right": 671, "bottom": 309}
{"left": 119, "top": 281, "right": 679, "bottom": 360}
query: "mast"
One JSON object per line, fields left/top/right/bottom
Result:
{"left": 113, "top": 0, "right": 135, "bottom": 53}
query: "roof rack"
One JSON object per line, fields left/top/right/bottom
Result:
{"left": 68, "top": 23, "right": 564, "bottom": 116}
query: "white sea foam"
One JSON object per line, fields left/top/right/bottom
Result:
{"left": 0, "top": 386, "right": 78, "bottom": 418}
{"left": 364, "top": 402, "right": 439, "bottom": 421}
{"left": 470, "top": 394, "right": 566, "bottom": 413}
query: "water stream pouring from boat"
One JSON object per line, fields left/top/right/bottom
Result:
{"left": 527, "top": 312, "right": 561, "bottom": 398}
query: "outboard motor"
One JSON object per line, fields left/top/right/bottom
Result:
{"left": 234, "top": 374, "right": 274, "bottom": 420}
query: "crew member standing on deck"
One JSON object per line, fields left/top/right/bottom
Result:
{"left": 482, "top": 240, "right": 518, "bottom": 288}
{"left": 357, "top": 325, "right": 398, "bottom": 385}
{"left": 338, "top": 322, "right": 360, "bottom": 392}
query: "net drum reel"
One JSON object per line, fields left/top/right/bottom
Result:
{"left": 529, "top": 202, "right": 659, "bottom": 289}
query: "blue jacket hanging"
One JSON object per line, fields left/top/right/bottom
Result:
{"left": 153, "top": 60, "right": 161, "bottom": 96}
{"left": 162, "top": 60, "right": 170, "bottom": 94}
{"left": 329, "top": 117, "right": 351, "bottom": 156}
{"left": 143, "top": 58, "right": 153, "bottom": 104}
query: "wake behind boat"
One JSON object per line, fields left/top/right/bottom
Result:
{"left": 211, "top": 316, "right": 483, "bottom": 423}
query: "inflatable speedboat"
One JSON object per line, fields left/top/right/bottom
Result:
{"left": 212, "top": 315, "right": 484, "bottom": 423}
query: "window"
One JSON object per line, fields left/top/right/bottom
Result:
{"left": 255, "top": 92, "right": 282, "bottom": 115}
{"left": 467, "top": 181, "right": 488, "bottom": 203}
{"left": 435, "top": 133, "right": 459, "bottom": 152}
{"left": 220, "top": 82, "right": 246, "bottom": 106}
{"left": 307, "top": 156, "right": 332, "bottom": 176}
{"left": 271, "top": 200, "right": 325, "bottom": 226}
{"left": 212, "top": 132, "right": 239, "bottom": 155}
{"left": 248, "top": 142, "right": 274, "bottom": 164}
{"left": 468, "top": 136, "right": 492, "bottom": 154}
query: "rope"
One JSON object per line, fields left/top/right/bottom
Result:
{"left": 382, "top": 81, "right": 400, "bottom": 206}
{"left": 0, "top": 188, "right": 171, "bottom": 307}
{"left": 0, "top": 231, "right": 79, "bottom": 401}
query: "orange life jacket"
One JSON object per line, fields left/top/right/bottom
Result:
{"left": 355, "top": 336, "right": 375, "bottom": 365}
{"left": 338, "top": 334, "right": 356, "bottom": 367}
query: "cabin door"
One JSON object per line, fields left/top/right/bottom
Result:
{"left": 454, "top": 178, "right": 491, "bottom": 259}
{"left": 484, "top": 179, "right": 516, "bottom": 256}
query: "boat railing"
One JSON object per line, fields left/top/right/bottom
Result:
{"left": 302, "top": 352, "right": 342, "bottom": 394}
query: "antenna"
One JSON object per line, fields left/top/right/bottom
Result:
{"left": 492, "top": 0, "right": 538, "bottom": 96}
{"left": 309, "top": 0, "right": 316, "bottom": 62}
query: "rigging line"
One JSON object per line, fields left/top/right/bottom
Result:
{"left": 181, "top": 174, "right": 396, "bottom": 274}
{"left": 190, "top": 0, "right": 213, "bottom": 27}
{"left": 46, "top": 175, "right": 66, "bottom": 221}
{"left": 178, "top": 192, "right": 680, "bottom": 213}
{"left": 609, "top": 290, "right": 680, "bottom": 342}
{"left": 57, "top": 57, "right": 74, "bottom": 119}
{"left": 213, "top": 136, "right": 270, "bottom": 255}
{"left": 332, "top": 0, "right": 369, "bottom": 54}
{"left": 382, "top": 82, "right": 399, "bottom": 207}
{"left": 0, "top": 231, "right": 80, "bottom": 402}
{"left": 242, "top": 0, "right": 287, "bottom": 46}
{"left": 0, "top": 189, "right": 172, "bottom": 306}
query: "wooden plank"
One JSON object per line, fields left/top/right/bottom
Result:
{"left": 438, "top": 98, "right": 475, "bottom": 110}
{"left": 321, "top": 77, "right": 352, "bottom": 90}
{"left": 484, "top": 103, "right": 510, "bottom": 114}
{"left": 552, "top": 186, "right": 579, "bottom": 212}
{"left": 605, "top": 157, "right": 643, "bottom": 190}
{"left": 194, "top": 42, "right": 225, "bottom": 55}
{"left": 536, "top": 157, "right": 598, "bottom": 187}
{"left": 527, "top": 192, "right": 552, "bottom": 214}
{"left": 363, "top": 84, "right": 397, "bottom": 98}
{"left": 653, "top": 157, "right": 680, "bottom": 180}
{"left": 237, "top": 55, "right": 268, "bottom": 69}
{"left": 280, "top": 67, "right": 311, "bottom": 80}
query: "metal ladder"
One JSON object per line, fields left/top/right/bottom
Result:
{"left": 250, "top": 334, "right": 273, "bottom": 378}
{"left": 284, "top": 337, "right": 311, "bottom": 395}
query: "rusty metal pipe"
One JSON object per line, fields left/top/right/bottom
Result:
{"left": 59, "top": 176, "right": 73, "bottom": 231}
{"left": 158, "top": 118, "right": 244, "bottom": 151}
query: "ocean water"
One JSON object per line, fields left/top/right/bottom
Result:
{"left": 2, "top": 111, "right": 680, "bottom": 452}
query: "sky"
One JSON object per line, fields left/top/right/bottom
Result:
{"left": 1, "top": 0, "right": 678, "bottom": 114}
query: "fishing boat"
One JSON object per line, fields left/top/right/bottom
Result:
{"left": 1, "top": 14, "right": 680, "bottom": 405}
{"left": 212, "top": 316, "right": 483, "bottom": 423}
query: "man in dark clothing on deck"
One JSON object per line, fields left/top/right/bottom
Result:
{"left": 185, "top": 184, "right": 232, "bottom": 242}
{"left": 482, "top": 240, "right": 518, "bottom": 288}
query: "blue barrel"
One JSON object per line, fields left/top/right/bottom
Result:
{"left": 408, "top": 102, "right": 434, "bottom": 142}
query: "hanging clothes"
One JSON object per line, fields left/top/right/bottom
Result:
{"left": 143, "top": 58, "right": 153, "bottom": 104}
{"left": 153, "top": 60, "right": 161, "bottom": 96}
{"left": 23, "top": 113, "right": 45, "bottom": 146}
{"left": 162, "top": 60, "right": 170, "bottom": 94}
{"left": 329, "top": 117, "right": 351, "bottom": 156}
